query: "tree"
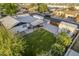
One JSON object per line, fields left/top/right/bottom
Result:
{"left": 0, "top": 3, "right": 18, "bottom": 16}
{"left": 0, "top": 24, "right": 26, "bottom": 56}
{"left": 38, "top": 3, "right": 48, "bottom": 13}
{"left": 27, "top": 4, "right": 38, "bottom": 13}
{"left": 51, "top": 43, "right": 65, "bottom": 56}
{"left": 57, "top": 32, "right": 72, "bottom": 47}
{"left": 27, "top": 4, "right": 36, "bottom": 9}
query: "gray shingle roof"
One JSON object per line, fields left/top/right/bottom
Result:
{"left": 15, "top": 14, "right": 38, "bottom": 23}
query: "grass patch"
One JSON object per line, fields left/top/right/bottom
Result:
{"left": 23, "top": 28, "right": 56, "bottom": 56}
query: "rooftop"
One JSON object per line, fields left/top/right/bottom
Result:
{"left": 72, "top": 38, "right": 79, "bottom": 53}
{"left": 45, "top": 16, "right": 79, "bottom": 28}
{"left": 0, "top": 16, "right": 19, "bottom": 29}
{"left": 15, "top": 14, "right": 38, "bottom": 23}
{"left": 66, "top": 49, "right": 79, "bottom": 56}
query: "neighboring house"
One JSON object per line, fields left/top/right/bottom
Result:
{"left": 64, "top": 17, "right": 76, "bottom": 23}
{"left": 47, "top": 17, "right": 61, "bottom": 27}
{"left": 52, "top": 8, "right": 79, "bottom": 18}
{"left": 65, "top": 49, "right": 79, "bottom": 56}
{"left": 18, "top": 3, "right": 38, "bottom": 13}
{"left": 46, "top": 17, "right": 78, "bottom": 37}
{"left": 53, "top": 9, "right": 65, "bottom": 17}
{"left": 48, "top": 7, "right": 57, "bottom": 12}
{"left": 17, "top": 8, "right": 28, "bottom": 15}
{"left": 58, "top": 21, "right": 78, "bottom": 36}
{"left": 18, "top": 3, "right": 31, "bottom": 9}
{"left": 32, "top": 14, "right": 44, "bottom": 20}
{"left": 47, "top": 4, "right": 66, "bottom": 9}
{"left": 65, "top": 11, "right": 79, "bottom": 18}
{"left": 75, "top": 15, "right": 79, "bottom": 23}
{"left": 64, "top": 10, "right": 79, "bottom": 18}
{"left": 28, "top": 6, "right": 38, "bottom": 13}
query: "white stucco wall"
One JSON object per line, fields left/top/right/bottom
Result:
{"left": 59, "top": 21, "right": 77, "bottom": 36}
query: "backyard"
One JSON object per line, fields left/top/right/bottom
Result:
{"left": 23, "top": 28, "right": 57, "bottom": 56}
{"left": 0, "top": 25, "right": 71, "bottom": 56}
{"left": 19, "top": 28, "right": 72, "bottom": 56}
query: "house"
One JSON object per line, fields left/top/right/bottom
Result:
{"left": 15, "top": 14, "right": 44, "bottom": 24}
{"left": 15, "top": 14, "right": 44, "bottom": 28}
{"left": 58, "top": 21, "right": 78, "bottom": 36}
{"left": 0, "top": 16, "right": 20, "bottom": 29}
{"left": 0, "top": 14, "right": 44, "bottom": 34}
{"left": 64, "top": 17, "right": 76, "bottom": 23}
{"left": 47, "top": 17, "right": 61, "bottom": 27}
{"left": 53, "top": 9, "right": 65, "bottom": 17}
{"left": 75, "top": 15, "right": 79, "bottom": 23}
{"left": 31, "top": 20, "right": 43, "bottom": 26}
{"left": 52, "top": 8, "right": 79, "bottom": 19}
{"left": 18, "top": 3, "right": 31, "bottom": 9}
{"left": 46, "top": 17, "right": 78, "bottom": 36}
{"left": 29, "top": 13, "right": 44, "bottom": 19}
{"left": 65, "top": 11, "right": 79, "bottom": 18}
{"left": 0, "top": 16, "right": 28, "bottom": 34}
{"left": 47, "top": 4, "right": 66, "bottom": 9}
{"left": 15, "top": 14, "right": 38, "bottom": 23}
{"left": 65, "top": 49, "right": 79, "bottom": 56}
{"left": 33, "top": 14, "right": 44, "bottom": 20}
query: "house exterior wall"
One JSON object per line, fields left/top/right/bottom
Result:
{"left": 10, "top": 24, "right": 28, "bottom": 34}
{"left": 58, "top": 22, "right": 77, "bottom": 36}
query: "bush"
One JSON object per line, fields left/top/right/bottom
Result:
{"left": 56, "top": 32, "right": 72, "bottom": 47}
{"left": 0, "top": 3, "right": 18, "bottom": 15}
{"left": 51, "top": 43, "right": 65, "bottom": 56}
{"left": 38, "top": 4, "right": 48, "bottom": 13}
{"left": 0, "top": 25, "right": 26, "bottom": 56}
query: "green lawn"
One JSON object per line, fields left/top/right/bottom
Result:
{"left": 23, "top": 28, "right": 56, "bottom": 56}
